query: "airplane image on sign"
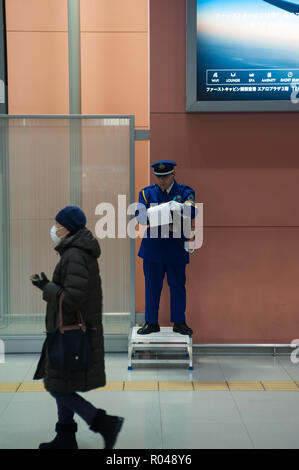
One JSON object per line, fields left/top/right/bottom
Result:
{"left": 263, "top": 0, "right": 299, "bottom": 15}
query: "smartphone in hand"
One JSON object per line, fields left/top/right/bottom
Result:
{"left": 30, "top": 274, "right": 43, "bottom": 282}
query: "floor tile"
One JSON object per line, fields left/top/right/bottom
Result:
{"left": 0, "top": 393, "right": 16, "bottom": 417}
{"left": 84, "top": 391, "right": 163, "bottom": 449}
{"left": 245, "top": 422, "right": 299, "bottom": 449}
{"left": 159, "top": 391, "right": 240, "bottom": 424}
{"left": 231, "top": 391, "right": 299, "bottom": 423}
{"left": 0, "top": 393, "right": 57, "bottom": 449}
{"left": 0, "top": 354, "right": 38, "bottom": 382}
{"left": 21, "top": 358, "right": 40, "bottom": 382}
{"left": 107, "top": 364, "right": 159, "bottom": 382}
{"left": 162, "top": 420, "right": 253, "bottom": 449}
{"left": 191, "top": 358, "right": 226, "bottom": 382}
{"left": 159, "top": 390, "right": 252, "bottom": 448}
{"left": 218, "top": 355, "right": 291, "bottom": 381}
{"left": 230, "top": 390, "right": 299, "bottom": 402}
{"left": 277, "top": 356, "right": 299, "bottom": 381}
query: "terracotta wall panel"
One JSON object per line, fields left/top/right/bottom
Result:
{"left": 151, "top": 114, "right": 299, "bottom": 227}
{"left": 81, "top": 32, "right": 149, "bottom": 128}
{"left": 81, "top": 0, "right": 148, "bottom": 32}
{"left": 7, "top": 32, "right": 69, "bottom": 114}
{"left": 158, "top": 228, "right": 299, "bottom": 343}
{"left": 150, "top": 0, "right": 185, "bottom": 113}
{"left": 150, "top": 0, "right": 299, "bottom": 342}
{"left": 6, "top": 0, "right": 68, "bottom": 31}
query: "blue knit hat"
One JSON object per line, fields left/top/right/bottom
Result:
{"left": 55, "top": 206, "right": 86, "bottom": 235}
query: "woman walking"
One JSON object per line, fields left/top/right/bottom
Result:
{"left": 31, "top": 206, "right": 124, "bottom": 449}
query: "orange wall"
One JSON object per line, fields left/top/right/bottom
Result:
{"left": 5, "top": 0, "right": 149, "bottom": 312}
{"left": 6, "top": 0, "right": 69, "bottom": 114}
{"left": 150, "top": 0, "right": 299, "bottom": 343}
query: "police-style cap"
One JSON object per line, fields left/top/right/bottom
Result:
{"left": 151, "top": 160, "right": 177, "bottom": 176}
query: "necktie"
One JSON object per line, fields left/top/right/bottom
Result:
{"left": 163, "top": 190, "right": 168, "bottom": 199}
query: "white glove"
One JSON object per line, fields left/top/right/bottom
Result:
{"left": 147, "top": 203, "right": 172, "bottom": 227}
{"left": 184, "top": 241, "right": 195, "bottom": 254}
{"left": 169, "top": 201, "right": 183, "bottom": 212}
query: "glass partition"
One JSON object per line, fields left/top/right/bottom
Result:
{"left": 0, "top": 116, "right": 134, "bottom": 337}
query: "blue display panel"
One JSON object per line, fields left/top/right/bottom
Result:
{"left": 186, "top": 0, "right": 299, "bottom": 112}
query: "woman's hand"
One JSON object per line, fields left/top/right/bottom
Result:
{"left": 30, "top": 272, "right": 49, "bottom": 291}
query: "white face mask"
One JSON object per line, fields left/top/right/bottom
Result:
{"left": 50, "top": 225, "right": 62, "bottom": 244}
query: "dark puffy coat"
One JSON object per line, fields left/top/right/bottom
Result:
{"left": 34, "top": 228, "right": 106, "bottom": 393}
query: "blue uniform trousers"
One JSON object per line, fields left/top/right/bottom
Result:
{"left": 143, "top": 260, "right": 186, "bottom": 324}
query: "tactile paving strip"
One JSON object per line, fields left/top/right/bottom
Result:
{"left": 124, "top": 381, "right": 158, "bottom": 391}
{"left": 228, "top": 382, "right": 264, "bottom": 391}
{"left": 193, "top": 382, "right": 229, "bottom": 391}
{"left": 261, "top": 381, "right": 299, "bottom": 391}
{"left": 0, "top": 381, "right": 299, "bottom": 392}
{"left": 95, "top": 382, "right": 124, "bottom": 391}
{"left": 18, "top": 382, "right": 46, "bottom": 392}
{"left": 159, "top": 381, "right": 194, "bottom": 391}
{"left": 0, "top": 382, "right": 21, "bottom": 392}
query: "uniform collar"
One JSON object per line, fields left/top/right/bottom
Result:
{"left": 166, "top": 181, "right": 174, "bottom": 194}
{"left": 156, "top": 180, "right": 177, "bottom": 195}
{"left": 168, "top": 180, "right": 179, "bottom": 197}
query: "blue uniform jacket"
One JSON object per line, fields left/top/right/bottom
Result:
{"left": 136, "top": 180, "right": 196, "bottom": 264}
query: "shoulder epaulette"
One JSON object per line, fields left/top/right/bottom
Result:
{"left": 140, "top": 185, "right": 155, "bottom": 204}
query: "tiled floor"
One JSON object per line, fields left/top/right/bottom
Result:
{"left": 0, "top": 353, "right": 299, "bottom": 449}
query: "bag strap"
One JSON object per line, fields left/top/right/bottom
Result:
{"left": 58, "top": 292, "right": 87, "bottom": 333}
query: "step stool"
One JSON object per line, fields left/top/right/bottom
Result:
{"left": 128, "top": 326, "right": 193, "bottom": 370}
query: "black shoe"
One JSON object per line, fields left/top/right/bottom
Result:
{"left": 173, "top": 322, "right": 193, "bottom": 336}
{"left": 90, "top": 409, "right": 124, "bottom": 449}
{"left": 137, "top": 322, "right": 160, "bottom": 335}
{"left": 39, "top": 422, "right": 78, "bottom": 449}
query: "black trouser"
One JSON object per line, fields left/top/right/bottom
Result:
{"left": 50, "top": 391, "right": 98, "bottom": 426}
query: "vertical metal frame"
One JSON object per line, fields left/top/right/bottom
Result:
{"left": 67, "top": 0, "right": 81, "bottom": 116}
{"left": 129, "top": 115, "right": 136, "bottom": 327}
{"left": 185, "top": 0, "right": 197, "bottom": 113}
{"left": 0, "top": 0, "right": 8, "bottom": 114}
{"left": 0, "top": 114, "right": 136, "bottom": 350}
{"left": 0, "top": 118, "right": 10, "bottom": 328}
{"left": 68, "top": 0, "right": 82, "bottom": 206}
{"left": 0, "top": 0, "right": 9, "bottom": 325}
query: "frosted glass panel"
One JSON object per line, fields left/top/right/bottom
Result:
{"left": 0, "top": 117, "right": 133, "bottom": 336}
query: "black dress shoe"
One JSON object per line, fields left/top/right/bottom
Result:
{"left": 173, "top": 322, "right": 193, "bottom": 336}
{"left": 137, "top": 323, "right": 160, "bottom": 335}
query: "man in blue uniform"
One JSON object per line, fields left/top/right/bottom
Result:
{"left": 136, "top": 160, "right": 196, "bottom": 336}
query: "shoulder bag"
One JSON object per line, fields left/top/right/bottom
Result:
{"left": 46, "top": 292, "right": 94, "bottom": 372}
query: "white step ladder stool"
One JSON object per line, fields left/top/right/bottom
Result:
{"left": 128, "top": 326, "right": 193, "bottom": 370}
